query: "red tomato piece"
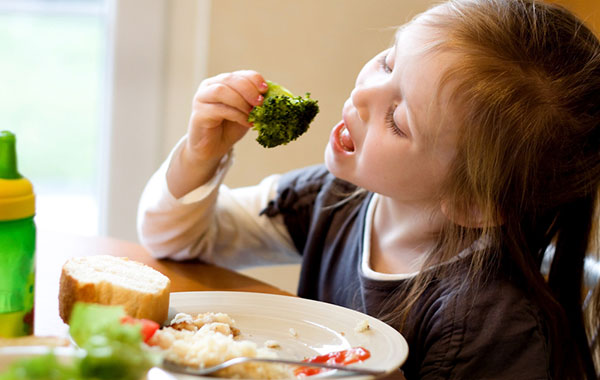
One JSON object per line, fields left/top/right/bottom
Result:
{"left": 294, "top": 347, "right": 371, "bottom": 377}
{"left": 120, "top": 315, "right": 160, "bottom": 343}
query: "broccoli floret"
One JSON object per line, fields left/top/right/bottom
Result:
{"left": 248, "top": 80, "right": 319, "bottom": 148}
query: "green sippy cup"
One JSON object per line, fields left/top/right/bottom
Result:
{"left": 0, "top": 130, "right": 36, "bottom": 337}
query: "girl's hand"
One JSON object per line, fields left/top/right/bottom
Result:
{"left": 167, "top": 71, "right": 268, "bottom": 198}
{"left": 185, "top": 70, "right": 268, "bottom": 163}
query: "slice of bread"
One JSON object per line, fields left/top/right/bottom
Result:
{"left": 59, "top": 255, "right": 171, "bottom": 325}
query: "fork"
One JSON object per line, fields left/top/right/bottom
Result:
{"left": 161, "top": 357, "right": 386, "bottom": 378}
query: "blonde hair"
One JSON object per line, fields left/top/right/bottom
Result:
{"left": 383, "top": 0, "right": 600, "bottom": 378}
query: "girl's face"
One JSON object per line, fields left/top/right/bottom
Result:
{"left": 325, "top": 20, "right": 458, "bottom": 208}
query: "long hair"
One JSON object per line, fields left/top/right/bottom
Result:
{"left": 384, "top": 1, "right": 600, "bottom": 378}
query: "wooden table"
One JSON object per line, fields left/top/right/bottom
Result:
{"left": 34, "top": 229, "right": 291, "bottom": 337}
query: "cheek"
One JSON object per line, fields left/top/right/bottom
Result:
{"left": 360, "top": 139, "right": 401, "bottom": 178}
{"left": 429, "top": 136, "right": 457, "bottom": 182}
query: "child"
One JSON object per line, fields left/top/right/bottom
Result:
{"left": 138, "top": 0, "right": 600, "bottom": 378}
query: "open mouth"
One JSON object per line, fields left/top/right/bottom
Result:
{"left": 339, "top": 124, "right": 355, "bottom": 152}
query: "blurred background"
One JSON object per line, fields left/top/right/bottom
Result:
{"left": 1, "top": 0, "right": 598, "bottom": 243}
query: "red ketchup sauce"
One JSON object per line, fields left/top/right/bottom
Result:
{"left": 294, "top": 347, "right": 371, "bottom": 377}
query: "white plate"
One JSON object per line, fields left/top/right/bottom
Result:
{"left": 163, "top": 291, "right": 409, "bottom": 379}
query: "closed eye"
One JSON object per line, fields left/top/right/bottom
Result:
{"left": 378, "top": 50, "right": 393, "bottom": 74}
{"left": 385, "top": 105, "right": 406, "bottom": 137}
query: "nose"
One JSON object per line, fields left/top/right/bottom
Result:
{"left": 350, "top": 82, "right": 380, "bottom": 122}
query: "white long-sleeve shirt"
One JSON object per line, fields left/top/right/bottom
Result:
{"left": 136, "top": 141, "right": 300, "bottom": 269}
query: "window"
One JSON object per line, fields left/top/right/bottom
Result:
{"left": 0, "top": 0, "right": 107, "bottom": 235}
{"left": 1, "top": 0, "right": 170, "bottom": 241}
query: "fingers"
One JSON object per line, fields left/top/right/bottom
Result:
{"left": 197, "top": 70, "right": 268, "bottom": 117}
{"left": 184, "top": 70, "right": 269, "bottom": 162}
{"left": 212, "top": 70, "right": 269, "bottom": 96}
{"left": 191, "top": 102, "right": 251, "bottom": 129}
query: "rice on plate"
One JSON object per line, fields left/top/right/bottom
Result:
{"left": 150, "top": 312, "right": 292, "bottom": 379}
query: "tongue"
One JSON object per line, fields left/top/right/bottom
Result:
{"left": 340, "top": 127, "right": 355, "bottom": 152}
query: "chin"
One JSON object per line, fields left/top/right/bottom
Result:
{"left": 324, "top": 145, "right": 340, "bottom": 176}
{"left": 324, "top": 145, "right": 353, "bottom": 184}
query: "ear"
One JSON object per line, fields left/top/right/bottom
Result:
{"left": 440, "top": 200, "right": 501, "bottom": 228}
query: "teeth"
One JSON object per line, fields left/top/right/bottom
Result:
{"left": 339, "top": 128, "right": 346, "bottom": 149}
{"left": 339, "top": 125, "right": 355, "bottom": 152}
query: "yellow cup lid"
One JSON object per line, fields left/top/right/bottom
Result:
{"left": 0, "top": 178, "right": 35, "bottom": 221}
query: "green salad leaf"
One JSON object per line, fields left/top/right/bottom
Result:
{"left": 0, "top": 352, "right": 79, "bottom": 380}
{"left": 0, "top": 303, "right": 161, "bottom": 380}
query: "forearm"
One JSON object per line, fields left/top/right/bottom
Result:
{"left": 138, "top": 145, "right": 297, "bottom": 266}
{"left": 137, "top": 150, "right": 227, "bottom": 261}
{"left": 166, "top": 139, "right": 224, "bottom": 199}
